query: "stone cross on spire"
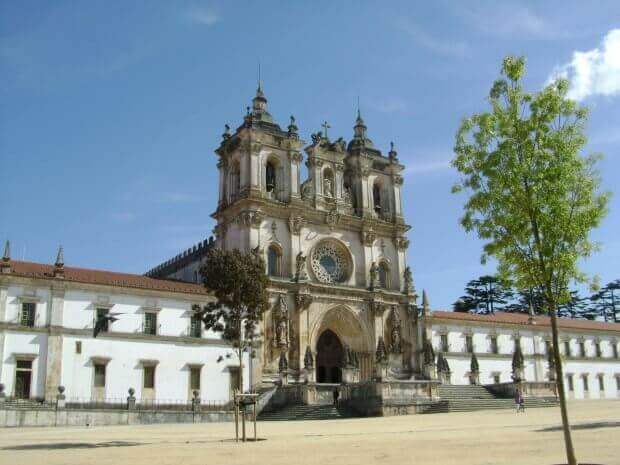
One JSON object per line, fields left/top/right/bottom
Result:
{"left": 321, "top": 121, "right": 331, "bottom": 141}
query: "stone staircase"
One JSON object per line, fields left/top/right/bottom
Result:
{"left": 423, "top": 385, "right": 559, "bottom": 414}
{"left": 258, "top": 403, "right": 358, "bottom": 421}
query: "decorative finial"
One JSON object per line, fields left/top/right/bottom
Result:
{"left": 54, "top": 245, "right": 65, "bottom": 278}
{"left": 287, "top": 115, "right": 298, "bottom": 138}
{"left": 388, "top": 141, "right": 398, "bottom": 162}
{"left": 422, "top": 289, "right": 430, "bottom": 316}
{"left": 1, "top": 240, "right": 10, "bottom": 273}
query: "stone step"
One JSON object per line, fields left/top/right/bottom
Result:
{"left": 259, "top": 404, "right": 356, "bottom": 421}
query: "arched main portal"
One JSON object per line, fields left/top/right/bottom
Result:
{"left": 316, "top": 330, "right": 343, "bottom": 383}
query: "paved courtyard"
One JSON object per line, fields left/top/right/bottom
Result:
{"left": 0, "top": 401, "right": 618, "bottom": 465}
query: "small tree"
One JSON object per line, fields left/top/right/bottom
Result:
{"left": 452, "top": 56, "right": 610, "bottom": 465}
{"left": 197, "top": 248, "right": 270, "bottom": 393}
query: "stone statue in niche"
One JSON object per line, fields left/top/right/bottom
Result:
{"left": 342, "top": 186, "right": 352, "bottom": 205}
{"left": 403, "top": 266, "right": 413, "bottom": 294}
{"left": 323, "top": 177, "right": 334, "bottom": 198}
{"left": 294, "top": 251, "right": 307, "bottom": 282}
{"left": 390, "top": 308, "right": 402, "bottom": 354}
{"left": 369, "top": 262, "right": 378, "bottom": 290}
{"left": 300, "top": 179, "right": 314, "bottom": 200}
{"left": 273, "top": 294, "right": 289, "bottom": 348}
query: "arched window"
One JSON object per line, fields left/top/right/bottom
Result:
{"left": 323, "top": 168, "right": 334, "bottom": 198}
{"left": 266, "top": 161, "right": 276, "bottom": 193}
{"left": 267, "top": 245, "right": 281, "bottom": 277}
{"left": 378, "top": 261, "right": 390, "bottom": 288}
{"left": 373, "top": 182, "right": 382, "bottom": 214}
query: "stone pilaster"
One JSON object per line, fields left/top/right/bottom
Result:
{"left": 44, "top": 287, "right": 65, "bottom": 401}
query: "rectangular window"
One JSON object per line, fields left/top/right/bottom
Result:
{"left": 614, "top": 344, "right": 619, "bottom": 359}
{"left": 190, "top": 315, "right": 202, "bottom": 338}
{"left": 20, "top": 302, "right": 36, "bottom": 327}
{"left": 579, "top": 342, "right": 586, "bottom": 358}
{"left": 75, "top": 341, "right": 82, "bottom": 354}
{"left": 567, "top": 374, "right": 574, "bottom": 392}
{"left": 465, "top": 335, "right": 473, "bottom": 353}
{"left": 16, "top": 359, "right": 32, "bottom": 370}
{"left": 490, "top": 336, "right": 499, "bottom": 354}
{"left": 190, "top": 367, "right": 201, "bottom": 391}
{"left": 144, "top": 312, "right": 157, "bottom": 335}
{"left": 595, "top": 342, "right": 602, "bottom": 358}
{"left": 440, "top": 334, "right": 449, "bottom": 352}
{"left": 564, "top": 341, "right": 571, "bottom": 357}
{"left": 96, "top": 308, "right": 110, "bottom": 332}
{"left": 583, "top": 375, "right": 589, "bottom": 392}
{"left": 143, "top": 366, "right": 155, "bottom": 389}
{"left": 94, "top": 364, "right": 106, "bottom": 388}
{"left": 616, "top": 376, "right": 620, "bottom": 390}
{"left": 598, "top": 376, "right": 604, "bottom": 392}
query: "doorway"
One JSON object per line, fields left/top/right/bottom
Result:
{"left": 316, "top": 330, "right": 343, "bottom": 383}
{"left": 14, "top": 359, "right": 32, "bottom": 399}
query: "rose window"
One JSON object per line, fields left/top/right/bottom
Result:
{"left": 310, "top": 241, "right": 351, "bottom": 284}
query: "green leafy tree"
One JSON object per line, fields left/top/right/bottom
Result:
{"left": 453, "top": 275, "right": 513, "bottom": 313}
{"left": 196, "top": 248, "right": 270, "bottom": 393}
{"left": 590, "top": 279, "right": 620, "bottom": 323}
{"left": 452, "top": 56, "right": 610, "bottom": 465}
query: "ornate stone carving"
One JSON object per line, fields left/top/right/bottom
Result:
{"left": 423, "top": 339, "right": 435, "bottom": 366}
{"left": 304, "top": 346, "right": 314, "bottom": 369}
{"left": 238, "top": 210, "right": 264, "bottom": 229}
{"left": 310, "top": 240, "right": 350, "bottom": 284}
{"left": 368, "top": 262, "right": 378, "bottom": 290}
{"left": 375, "top": 337, "right": 387, "bottom": 363}
{"left": 393, "top": 174, "right": 404, "bottom": 186}
{"left": 370, "top": 301, "right": 386, "bottom": 317}
{"left": 294, "top": 251, "right": 308, "bottom": 282}
{"left": 325, "top": 209, "right": 340, "bottom": 229}
{"left": 342, "top": 186, "right": 352, "bottom": 205}
{"left": 300, "top": 179, "right": 314, "bottom": 200}
{"left": 278, "top": 351, "right": 288, "bottom": 372}
{"left": 394, "top": 236, "right": 410, "bottom": 250}
{"left": 294, "top": 293, "right": 313, "bottom": 311}
{"left": 288, "top": 215, "right": 306, "bottom": 234}
{"left": 323, "top": 177, "right": 334, "bottom": 198}
{"left": 361, "top": 228, "right": 376, "bottom": 247}
{"left": 288, "top": 151, "right": 303, "bottom": 163}
{"left": 273, "top": 294, "right": 289, "bottom": 348}
{"left": 389, "top": 307, "right": 402, "bottom": 354}
{"left": 403, "top": 266, "right": 414, "bottom": 295}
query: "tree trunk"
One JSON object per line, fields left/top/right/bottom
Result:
{"left": 548, "top": 300, "right": 578, "bottom": 465}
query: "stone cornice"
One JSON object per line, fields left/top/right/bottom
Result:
{"left": 213, "top": 196, "right": 411, "bottom": 236}
{"left": 0, "top": 322, "right": 230, "bottom": 347}
{"left": 428, "top": 315, "right": 620, "bottom": 337}
{"left": 0, "top": 274, "right": 214, "bottom": 304}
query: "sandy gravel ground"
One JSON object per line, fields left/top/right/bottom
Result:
{"left": 0, "top": 400, "right": 618, "bottom": 465}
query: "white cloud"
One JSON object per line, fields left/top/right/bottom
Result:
{"left": 406, "top": 160, "right": 452, "bottom": 175}
{"left": 454, "top": 3, "right": 559, "bottom": 39}
{"left": 548, "top": 29, "right": 620, "bottom": 101}
{"left": 185, "top": 7, "right": 220, "bottom": 26}
{"left": 397, "top": 19, "right": 468, "bottom": 57}
{"left": 371, "top": 97, "right": 407, "bottom": 113}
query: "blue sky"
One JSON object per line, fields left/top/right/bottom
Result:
{"left": 1, "top": 1, "right": 619, "bottom": 309}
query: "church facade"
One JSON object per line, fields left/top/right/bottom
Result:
{"left": 1, "top": 86, "right": 619, "bottom": 411}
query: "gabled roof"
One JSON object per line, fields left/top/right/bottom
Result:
{"left": 5, "top": 260, "right": 209, "bottom": 296}
{"left": 430, "top": 310, "right": 620, "bottom": 334}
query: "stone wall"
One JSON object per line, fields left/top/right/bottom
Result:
{"left": 0, "top": 407, "right": 233, "bottom": 428}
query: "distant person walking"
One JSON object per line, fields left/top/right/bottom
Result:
{"left": 332, "top": 387, "right": 340, "bottom": 407}
{"left": 514, "top": 389, "right": 525, "bottom": 413}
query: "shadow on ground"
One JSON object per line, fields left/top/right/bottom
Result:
{"left": 537, "top": 421, "right": 620, "bottom": 432}
{"left": 2, "top": 441, "right": 143, "bottom": 451}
